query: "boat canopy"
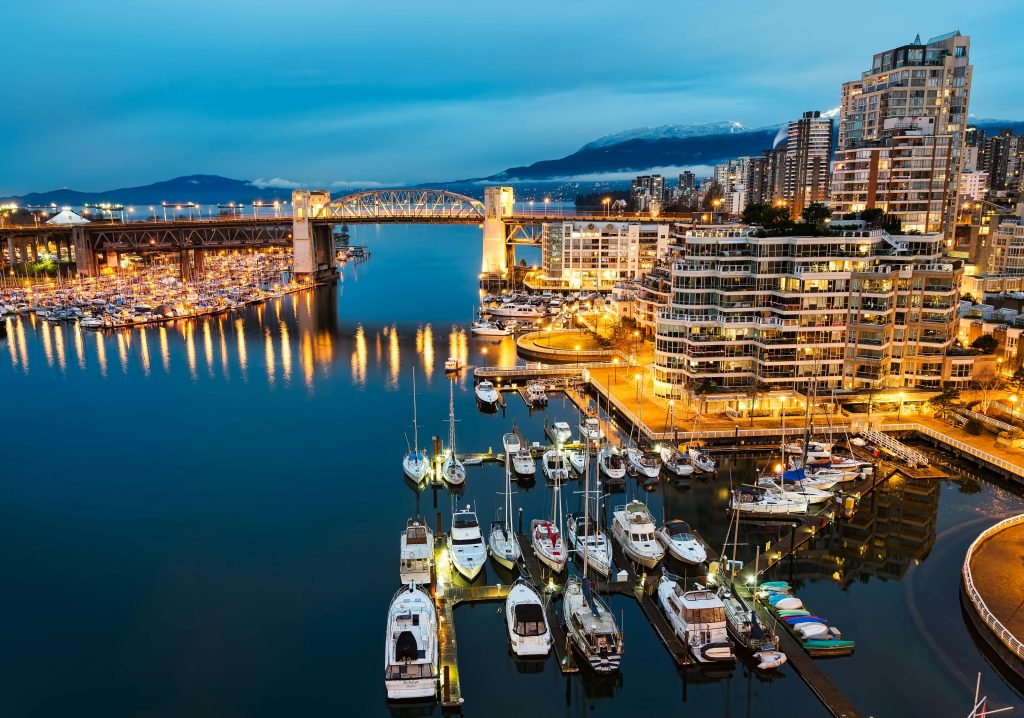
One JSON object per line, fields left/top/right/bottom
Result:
{"left": 395, "top": 630, "right": 421, "bottom": 661}
{"left": 513, "top": 603, "right": 546, "bottom": 636}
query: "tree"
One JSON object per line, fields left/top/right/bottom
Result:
{"left": 971, "top": 334, "right": 998, "bottom": 354}
{"left": 928, "top": 383, "right": 961, "bottom": 420}
{"left": 744, "top": 377, "right": 770, "bottom": 426}
{"left": 974, "top": 372, "right": 1004, "bottom": 414}
{"left": 688, "top": 377, "right": 719, "bottom": 418}
{"left": 1012, "top": 365, "right": 1024, "bottom": 393}
{"left": 801, "top": 202, "right": 832, "bottom": 229}
{"left": 742, "top": 203, "right": 792, "bottom": 231}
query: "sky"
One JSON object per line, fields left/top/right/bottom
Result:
{"left": 3, "top": 0, "right": 1023, "bottom": 195}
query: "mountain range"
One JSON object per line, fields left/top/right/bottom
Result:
{"left": 6, "top": 118, "right": 1024, "bottom": 205}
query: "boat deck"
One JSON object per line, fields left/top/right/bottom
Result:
{"left": 517, "top": 536, "right": 578, "bottom": 673}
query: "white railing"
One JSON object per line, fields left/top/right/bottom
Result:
{"left": 856, "top": 425, "right": 930, "bottom": 467}
{"left": 950, "top": 406, "right": 1018, "bottom": 434}
{"left": 910, "top": 423, "right": 1024, "bottom": 478}
{"left": 962, "top": 514, "right": 1024, "bottom": 662}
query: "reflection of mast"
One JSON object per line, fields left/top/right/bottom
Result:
{"left": 448, "top": 378, "right": 458, "bottom": 456}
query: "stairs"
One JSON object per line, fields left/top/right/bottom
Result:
{"left": 859, "top": 426, "right": 930, "bottom": 467}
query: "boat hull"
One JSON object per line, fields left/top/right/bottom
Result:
{"left": 385, "top": 678, "right": 437, "bottom": 701}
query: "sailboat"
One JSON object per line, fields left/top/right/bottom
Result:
{"left": 384, "top": 583, "right": 438, "bottom": 700}
{"left": 562, "top": 459, "right": 623, "bottom": 673}
{"left": 530, "top": 476, "right": 567, "bottom": 573}
{"left": 402, "top": 368, "right": 430, "bottom": 484}
{"left": 488, "top": 446, "right": 522, "bottom": 569}
{"left": 714, "top": 507, "right": 787, "bottom": 670}
{"left": 659, "top": 400, "right": 695, "bottom": 476}
{"left": 442, "top": 379, "right": 466, "bottom": 486}
{"left": 566, "top": 451, "right": 613, "bottom": 577}
{"left": 597, "top": 445, "right": 627, "bottom": 481}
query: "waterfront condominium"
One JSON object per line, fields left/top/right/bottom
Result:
{"left": 783, "top": 111, "right": 834, "bottom": 218}
{"left": 831, "top": 32, "right": 972, "bottom": 236}
{"left": 649, "top": 224, "right": 966, "bottom": 402}
{"left": 535, "top": 221, "right": 669, "bottom": 291}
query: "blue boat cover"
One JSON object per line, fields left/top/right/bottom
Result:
{"left": 582, "top": 578, "right": 600, "bottom": 618}
{"left": 783, "top": 468, "right": 806, "bottom": 483}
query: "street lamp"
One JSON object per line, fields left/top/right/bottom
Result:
{"left": 575, "top": 343, "right": 581, "bottom": 366}
{"left": 602, "top": 197, "right": 610, "bottom": 217}
{"left": 612, "top": 356, "right": 620, "bottom": 383}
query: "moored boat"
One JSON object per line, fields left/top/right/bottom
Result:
{"left": 384, "top": 584, "right": 438, "bottom": 701}
{"left": 399, "top": 517, "right": 434, "bottom": 585}
{"left": 506, "top": 579, "right": 552, "bottom": 656}
{"left": 448, "top": 507, "right": 487, "bottom": 580}
{"left": 657, "top": 576, "right": 734, "bottom": 663}
{"left": 656, "top": 519, "right": 706, "bottom": 565}
{"left": 562, "top": 577, "right": 622, "bottom": 673}
{"left": 611, "top": 500, "right": 664, "bottom": 568}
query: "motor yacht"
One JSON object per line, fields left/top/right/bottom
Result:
{"left": 384, "top": 584, "right": 438, "bottom": 700}
{"left": 505, "top": 579, "right": 552, "bottom": 656}
{"left": 611, "top": 501, "right": 664, "bottom": 568}
{"left": 656, "top": 519, "right": 707, "bottom": 565}
{"left": 657, "top": 577, "right": 734, "bottom": 663}
{"left": 448, "top": 507, "right": 487, "bottom": 580}
{"left": 399, "top": 517, "right": 434, "bottom": 585}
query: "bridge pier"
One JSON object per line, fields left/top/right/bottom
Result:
{"left": 179, "top": 249, "right": 205, "bottom": 283}
{"left": 72, "top": 227, "right": 99, "bottom": 276}
{"left": 482, "top": 186, "right": 514, "bottom": 276}
{"left": 292, "top": 190, "right": 339, "bottom": 283}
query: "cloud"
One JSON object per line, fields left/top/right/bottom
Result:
{"left": 330, "top": 179, "right": 386, "bottom": 189}
{"left": 252, "top": 177, "right": 302, "bottom": 189}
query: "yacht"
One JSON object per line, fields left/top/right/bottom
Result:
{"left": 657, "top": 577, "right": 734, "bottom": 663}
{"left": 488, "top": 303, "right": 546, "bottom": 319}
{"left": 399, "top": 517, "right": 434, "bottom": 585}
{"left": 442, "top": 380, "right": 466, "bottom": 486}
{"left": 470, "top": 320, "right": 512, "bottom": 336}
{"left": 505, "top": 579, "right": 552, "bottom": 656}
{"left": 448, "top": 507, "right": 487, "bottom": 580}
{"left": 566, "top": 514, "right": 613, "bottom": 577}
{"left": 384, "top": 584, "right": 438, "bottom": 700}
{"left": 541, "top": 449, "right": 570, "bottom": 482}
{"left": 444, "top": 356, "right": 463, "bottom": 373}
{"left": 474, "top": 380, "right": 500, "bottom": 407}
{"left": 755, "top": 476, "right": 833, "bottom": 505}
{"left": 579, "top": 414, "right": 602, "bottom": 443}
{"left": 502, "top": 432, "right": 521, "bottom": 455}
{"left": 402, "top": 369, "right": 430, "bottom": 484}
{"left": 546, "top": 420, "right": 572, "bottom": 445}
{"left": 626, "top": 447, "right": 661, "bottom": 479}
{"left": 79, "top": 316, "right": 104, "bottom": 329}
{"left": 512, "top": 447, "right": 537, "bottom": 477}
{"left": 562, "top": 577, "right": 622, "bottom": 673}
{"left": 729, "top": 488, "right": 808, "bottom": 517}
{"left": 597, "top": 445, "right": 627, "bottom": 481}
{"left": 659, "top": 445, "right": 695, "bottom": 476}
{"left": 525, "top": 382, "right": 548, "bottom": 407}
{"left": 656, "top": 519, "right": 707, "bottom": 565}
{"left": 611, "top": 501, "right": 664, "bottom": 568}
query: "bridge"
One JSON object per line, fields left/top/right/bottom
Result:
{"left": 1, "top": 186, "right": 680, "bottom": 281}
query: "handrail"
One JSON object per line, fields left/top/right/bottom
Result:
{"left": 962, "top": 515, "right": 1024, "bottom": 661}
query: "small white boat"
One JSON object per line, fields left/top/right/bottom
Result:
{"left": 566, "top": 514, "right": 613, "bottom": 577}
{"left": 442, "top": 380, "right": 466, "bottom": 485}
{"left": 488, "top": 303, "right": 546, "bottom": 319}
{"left": 611, "top": 501, "right": 664, "bottom": 568}
{"left": 399, "top": 517, "right": 434, "bottom": 585}
{"left": 562, "top": 577, "right": 622, "bottom": 673}
{"left": 531, "top": 519, "right": 567, "bottom": 573}
{"left": 403, "top": 369, "right": 430, "bottom": 484}
{"left": 626, "top": 447, "right": 661, "bottom": 479}
{"left": 656, "top": 519, "right": 707, "bottom": 565}
{"left": 384, "top": 584, "right": 438, "bottom": 700}
{"left": 756, "top": 477, "right": 833, "bottom": 505}
{"left": 546, "top": 420, "right": 572, "bottom": 445}
{"left": 470, "top": 320, "right": 513, "bottom": 336}
{"left": 444, "top": 356, "right": 463, "bottom": 373}
{"left": 658, "top": 577, "right": 734, "bottom": 663}
{"left": 598, "top": 446, "right": 627, "bottom": 481}
{"left": 506, "top": 579, "right": 552, "bottom": 656}
{"left": 688, "top": 446, "right": 716, "bottom": 473}
{"left": 659, "top": 445, "right": 695, "bottom": 476}
{"left": 512, "top": 448, "right": 537, "bottom": 477}
{"left": 525, "top": 382, "right": 548, "bottom": 407}
{"left": 502, "top": 432, "right": 521, "bottom": 455}
{"left": 566, "top": 449, "right": 586, "bottom": 475}
{"left": 579, "top": 415, "right": 602, "bottom": 443}
{"left": 488, "top": 520, "right": 521, "bottom": 569}
{"left": 79, "top": 316, "right": 103, "bottom": 329}
{"left": 541, "top": 450, "right": 570, "bottom": 482}
{"left": 730, "top": 488, "right": 808, "bottom": 517}
{"left": 448, "top": 507, "right": 487, "bottom": 580}
{"left": 474, "top": 380, "right": 500, "bottom": 407}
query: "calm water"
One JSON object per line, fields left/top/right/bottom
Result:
{"left": 2, "top": 224, "right": 1023, "bottom": 717}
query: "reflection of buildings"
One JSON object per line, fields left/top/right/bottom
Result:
{"left": 781, "top": 475, "right": 939, "bottom": 587}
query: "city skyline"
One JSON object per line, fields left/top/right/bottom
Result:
{"left": 3, "top": 0, "right": 1024, "bottom": 195}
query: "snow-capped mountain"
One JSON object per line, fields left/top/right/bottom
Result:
{"left": 581, "top": 121, "right": 751, "bottom": 150}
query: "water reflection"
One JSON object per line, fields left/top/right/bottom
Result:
{"left": 94, "top": 331, "right": 106, "bottom": 378}
{"left": 73, "top": 323, "right": 86, "bottom": 370}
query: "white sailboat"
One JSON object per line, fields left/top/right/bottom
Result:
{"left": 541, "top": 449, "right": 570, "bottom": 482}
{"left": 597, "top": 445, "right": 627, "bottom": 481}
{"left": 474, "top": 380, "right": 500, "bottom": 407}
{"left": 505, "top": 578, "right": 552, "bottom": 656}
{"left": 611, "top": 500, "right": 665, "bottom": 568}
{"left": 659, "top": 401, "right": 695, "bottom": 476}
{"left": 384, "top": 583, "right": 438, "bottom": 700}
{"left": 657, "top": 577, "right": 734, "bottom": 663}
{"left": 566, "top": 451, "right": 613, "bottom": 577}
{"left": 566, "top": 448, "right": 586, "bottom": 476}
{"left": 448, "top": 506, "right": 487, "bottom": 580}
{"left": 399, "top": 517, "right": 434, "bottom": 585}
{"left": 531, "top": 478, "right": 567, "bottom": 573}
{"left": 402, "top": 368, "right": 430, "bottom": 484}
{"left": 729, "top": 487, "right": 808, "bottom": 517}
{"left": 488, "top": 449, "right": 522, "bottom": 569}
{"left": 756, "top": 476, "right": 833, "bottom": 505}
{"left": 625, "top": 447, "right": 661, "bottom": 479}
{"left": 442, "top": 379, "right": 466, "bottom": 486}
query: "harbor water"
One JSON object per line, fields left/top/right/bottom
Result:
{"left": 2, "top": 224, "right": 1023, "bottom": 717}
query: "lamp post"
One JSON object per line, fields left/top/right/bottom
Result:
{"left": 575, "top": 343, "right": 581, "bottom": 366}
{"left": 1011, "top": 394, "right": 1019, "bottom": 422}
{"left": 603, "top": 197, "right": 610, "bottom": 217}
{"left": 612, "top": 356, "right": 619, "bottom": 384}
{"left": 898, "top": 391, "right": 905, "bottom": 421}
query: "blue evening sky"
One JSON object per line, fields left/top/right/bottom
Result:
{"left": 2, "top": 0, "right": 1022, "bottom": 194}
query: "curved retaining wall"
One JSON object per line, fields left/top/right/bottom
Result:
{"left": 515, "top": 329, "right": 617, "bottom": 363}
{"left": 961, "top": 514, "right": 1024, "bottom": 683}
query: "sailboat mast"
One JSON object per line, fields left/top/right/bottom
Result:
{"left": 448, "top": 378, "right": 457, "bottom": 455}
{"left": 582, "top": 444, "right": 591, "bottom": 579}
{"left": 411, "top": 367, "right": 419, "bottom": 452}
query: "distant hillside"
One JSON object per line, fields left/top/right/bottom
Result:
{"left": 2, "top": 175, "right": 293, "bottom": 207}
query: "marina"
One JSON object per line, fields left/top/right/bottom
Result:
{"left": 3, "top": 225, "right": 1023, "bottom": 717}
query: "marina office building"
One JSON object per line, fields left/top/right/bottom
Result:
{"left": 645, "top": 225, "right": 966, "bottom": 401}
{"left": 535, "top": 221, "right": 669, "bottom": 291}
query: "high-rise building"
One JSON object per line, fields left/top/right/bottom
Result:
{"left": 784, "top": 111, "right": 834, "bottom": 217}
{"left": 678, "top": 171, "right": 696, "bottom": 194}
{"left": 538, "top": 221, "right": 668, "bottom": 290}
{"left": 832, "top": 32, "right": 972, "bottom": 236}
{"left": 631, "top": 174, "right": 665, "bottom": 211}
{"left": 979, "top": 129, "right": 1024, "bottom": 192}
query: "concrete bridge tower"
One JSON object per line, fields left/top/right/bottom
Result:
{"left": 481, "top": 186, "right": 514, "bottom": 275}
{"left": 292, "top": 190, "right": 338, "bottom": 282}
